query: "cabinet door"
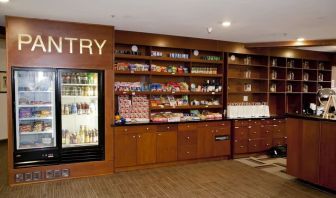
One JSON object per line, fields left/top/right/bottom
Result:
{"left": 197, "top": 127, "right": 214, "bottom": 158}
{"left": 300, "top": 120, "right": 320, "bottom": 184}
{"left": 319, "top": 122, "right": 336, "bottom": 190}
{"left": 137, "top": 132, "right": 156, "bottom": 165}
{"left": 248, "top": 125, "right": 261, "bottom": 139}
{"left": 114, "top": 133, "right": 137, "bottom": 167}
{"left": 286, "top": 118, "right": 302, "bottom": 178}
{"left": 156, "top": 132, "right": 177, "bottom": 163}
{"left": 213, "top": 129, "right": 230, "bottom": 156}
{"left": 248, "top": 139, "right": 262, "bottom": 153}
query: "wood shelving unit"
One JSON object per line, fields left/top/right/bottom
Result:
{"left": 114, "top": 44, "right": 225, "bottom": 123}
{"left": 113, "top": 45, "right": 333, "bottom": 120}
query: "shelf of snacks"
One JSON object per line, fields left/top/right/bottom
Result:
{"left": 19, "top": 117, "right": 53, "bottom": 121}
{"left": 18, "top": 104, "right": 52, "bottom": 107}
{"left": 151, "top": 111, "right": 223, "bottom": 123}
{"left": 114, "top": 44, "right": 224, "bottom": 125}
{"left": 20, "top": 131, "right": 54, "bottom": 135}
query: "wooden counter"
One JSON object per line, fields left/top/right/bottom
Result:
{"left": 287, "top": 116, "right": 336, "bottom": 191}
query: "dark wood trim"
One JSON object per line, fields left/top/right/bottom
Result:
{"left": 245, "top": 39, "right": 336, "bottom": 48}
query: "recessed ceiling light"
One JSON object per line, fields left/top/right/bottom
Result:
{"left": 222, "top": 21, "right": 231, "bottom": 27}
{"left": 207, "top": 27, "right": 213, "bottom": 34}
{"left": 0, "top": 0, "right": 9, "bottom": 3}
{"left": 297, "top": 37, "right": 305, "bottom": 42}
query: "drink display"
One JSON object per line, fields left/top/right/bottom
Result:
{"left": 190, "top": 80, "right": 222, "bottom": 93}
{"left": 14, "top": 70, "right": 56, "bottom": 150}
{"left": 61, "top": 71, "right": 100, "bottom": 148}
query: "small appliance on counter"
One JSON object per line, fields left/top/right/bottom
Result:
{"left": 316, "top": 88, "right": 336, "bottom": 117}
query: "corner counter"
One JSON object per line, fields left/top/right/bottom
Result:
{"left": 286, "top": 114, "right": 336, "bottom": 191}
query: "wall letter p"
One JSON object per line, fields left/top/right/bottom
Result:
{"left": 18, "top": 34, "right": 32, "bottom": 51}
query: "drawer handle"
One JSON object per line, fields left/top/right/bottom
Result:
{"left": 266, "top": 144, "right": 270, "bottom": 146}
{"left": 124, "top": 129, "right": 128, "bottom": 132}
{"left": 240, "top": 146, "right": 244, "bottom": 148}
{"left": 186, "top": 151, "right": 190, "bottom": 154}
{"left": 235, "top": 140, "right": 238, "bottom": 142}
{"left": 235, "top": 127, "right": 239, "bottom": 129}
{"left": 284, "top": 136, "right": 287, "bottom": 139}
{"left": 132, "top": 135, "right": 136, "bottom": 138}
{"left": 248, "top": 126, "right": 252, "bottom": 129}
{"left": 186, "top": 136, "right": 190, "bottom": 140}
{"left": 138, "top": 135, "right": 141, "bottom": 138}
{"left": 266, "top": 131, "right": 270, "bottom": 133}
{"left": 158, "top": 133, "right": 162, "bottom": 136}
{"left": 252, "top": 132, "right": 257, "bottom": 134}
{"left": 221, "top": 123, "right": 225, "bottom": 126}
{"left": 248, "top": 139, "right": 251, "bottom": 142}
{"left": 205, "top": 124, "right": 208, "bottom": 127}
{"left": 253, "top": 145, "right": 257, "bottom": 147}
{"left": 146, "top": 127, "right": 149, "bottom": 130}
{"left": 167, "top": 126, "right": 170, "bottom": 129}
{"left": 187, "top": 125, "right": 190, "bottom": 128}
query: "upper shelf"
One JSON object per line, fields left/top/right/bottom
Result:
{"left": 114, "top": 54, "right": 223, "bottom": 64}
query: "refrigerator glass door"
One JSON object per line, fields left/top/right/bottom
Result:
{"left": 60, "top": 71, "right": 99, "bottom": 148}
{"left": 14, "top": 70, "right": 56, "bottom": 150}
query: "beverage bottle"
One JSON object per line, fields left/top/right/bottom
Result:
{"left": 93, "top": 73, "right": 98, "bottom": 84}
{"left": 83, "top": 73, "right": 88, "bottom": 84}
{"left": 64, "top": 104, "right": 70, "bottom": 115}
{"left": 94, "top": 129, "right": 98, "bottom": 143}
{"left": 80, "top": 125, "right": 85, "bottom": 144}
{"left": 66, "top": 73, "right": 71, "bottom": 84}
{"left": 84, "top": 126, "right": 90, "bottom": 143}
{"left": 71, "top": 73, "right": 76, "bottom": 84}
{"left": 62, "top": 130, "right": 66, "bottom": 144}
{"left": 90, "top": 131, "right": 94, "bottom": 143}
{"left": 71, "top": 103, "right": 77, "bottom": 114}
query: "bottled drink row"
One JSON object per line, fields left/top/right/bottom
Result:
{"left": 62, "top": 86, "right": 97, "bottom": 96}
{"left": 62, "top": 101, "right": 97, "bottom": 115}
{"left": 62, "top": 125, "right": 99, "bottom": 145}
{"left": 62, "top": 72, "right": 98, "bottom": 85}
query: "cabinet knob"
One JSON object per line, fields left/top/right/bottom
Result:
{"left": 248, "top": 126, "right": 252, "bottom": 129}
{"left": 138, "top": 135, "right": 141, "bottom": 138}
{"left": 221, "top": 123, "right": 225, "bottom": 126}
{"left": 124, "top": 129, "right": 128, "bottom": 132}
{"left": 186, "top": 136, "right": 190, "bottom": 140}
{"left": 186, "top": 151, "right": 190, "bottom": 154}
{"left": 146, "top": 127, "right": 149, "bottom": 130}
{"left": 252, "top": 132, "right": 257, "bottom": 134}
{"left": 167, "top": 126, "right": 170, "bottom": 129}
{"left": 266, "top": 144, "right": 270, "bottom": 146}
{"left": 284, "top": 136, "right": 287, "bottom": 139}
{"left": 132, "top": 135, "right": 136, "bottom": 138}
{"left": 205, "top": 124, "right": 208, "bottom": 127}
{"left": 158, "top": 133, "right": 162, "bottom": 136}
{"left": 187, "top": 125, "right": 190, "bottom": 128}
{"left": 234, "top": 140, "right": 238, "bottom": 142}
{"left": 266, "top": 131, "right": 270, "bottom": 133}
{"left": 240, "top": 146, "right": 244, "bottom": 148}
{"left": 235, "top": 127, "right": 239, "bottom": 129}
{"left": 248, "top": 139, "right": 251, "bottom": 142}
{"left": 253, "top": 145, "right": 257, "bottom": 147}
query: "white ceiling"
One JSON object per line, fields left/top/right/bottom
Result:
{"left": 0, "top": 0, "right": 335, "bottom": 43}
{"left": 297, "top": 46, "right": 336, "bottom": 52}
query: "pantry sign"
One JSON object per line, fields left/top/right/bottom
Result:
{"left": 17, "top": 34, "right": 107, "bottom": 55}
{"left": 6, "top": 16, "right": 114, "bottom": 68}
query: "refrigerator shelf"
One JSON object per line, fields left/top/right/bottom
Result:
{"left": 62, "top": 114, "right": 98, "bottom": 117}
{"left": 63, "top": 142, "right": 98, "bottom": 148}
{"left": 20, "top": 131, "right": 54, "bottom": 135}
{"left": 19, "top": 117, "right": 53, "bottom": 121}
{"left": 18, "top": 91, "right": 53, "bottom": 93}
{"left": 62, "top": 83, "right": 97, "bottom": 86}
{"left": 18, "top": 104, "right": 53, "bottom": 108}
{"left": 61, "top": 96, "right": 98, "bottom": 99}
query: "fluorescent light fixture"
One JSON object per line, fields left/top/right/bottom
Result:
{"left": 222, "top": 21, "right": 231, "bottom": 27}
{"left": 0, "top": 0, "right": 9, "bottom": 3}
{"left": 297, "top": 37, "right": 305, "bottom": 42}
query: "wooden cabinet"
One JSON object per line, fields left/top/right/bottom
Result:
{"left": 300, "top": 120, "right": 320, "bottom": 184}
{"left": 233, "top": 118, "right": 286, "bottom": 156}
{"left": 319, "top": 122, "right": 336, "bottom": 190}
{"left": 287, "top": 118, "right": 336, "bottom": 191}
{"left": 114, "top": 133, "right": 137, "bottom": 167}
{"left": 137, "top": 132, "right": 156, "bottom": 165}
{"left": 156, "top": 131, "right": 177, "bottom": 163}
{"left": 286, "top": 118, "right": 302, "bottom": 178}
{"left": 178, "top": 124, "right": 199, "bottom": 160}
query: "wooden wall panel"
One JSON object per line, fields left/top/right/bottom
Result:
{"left": 6, "top": 16, "right": 114, "bottom": 185}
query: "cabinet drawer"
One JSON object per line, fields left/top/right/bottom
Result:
{"left": 247, "top": 120, "right": 261, "bottom": 127}
{"left": 233, "top": 120, "right": 248, "bottom": 127}
{"left": 261, "top": 125, "right": 273, "bottom": 138}
{"left": 234, "top": 126, "right": 248, "bottom": 140}
{"left": 273, "top": 137, "right": 287, "bottom": 146}
{"left": 215, "top": 126, "right": 231, "bottom": 135}
{"left": 248, "top": 139, "right": 263, "bottom": 153}
{"left": 178, "top": 145, "right": 198, "bottom": 160}
{"left": 178, "top": 130, "right": 198, "bottom": 145}
{"left": 115, "top": 125, "right": 156, "bottom": 134}
{"left": 234, "top": 139, "right": 248, "bottom": 154}
{"left": 157, "top": 124, "right": 177, "bottom": 132}
{"left": 273, "top": 124, "right": 286, "bottom": 138}
{"left": 261, "top": 119, "right": 272, "bottom": 125}
{"left": 261, "top": 138, "right": 273, "bottom": 151}
{"left": 201, "top": 121, "right": 231, "bottom": 128}
{"left": 248, "top": 126, "right": 261, "bottom": 139}
{"left": 178, "top": 124, "right": 197, "bottom": 131}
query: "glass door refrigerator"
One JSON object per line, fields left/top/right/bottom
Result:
{"left": 12, "top": 68, "right": 105, "bottom": 168}
{"left": 58, "top": 69, "right": 104, "bottom": 163}
{"left": 13, "top": 68, "right": 58, "bottom": 167}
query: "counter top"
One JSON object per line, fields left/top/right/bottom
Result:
{"left": 112, "top": 115, "right": 286, "bottom": 127}
{"left": 286, "top": 113, "right": 336, "bottom": 122}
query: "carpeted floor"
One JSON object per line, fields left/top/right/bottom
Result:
{"left": 0, "top": 141, "right": 335, "bottom": 198}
